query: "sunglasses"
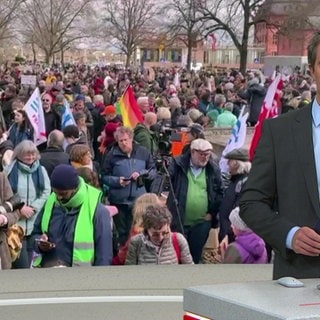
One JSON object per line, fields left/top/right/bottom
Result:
{"left": 42, "top": 99, "right": 50, "bottom": 102}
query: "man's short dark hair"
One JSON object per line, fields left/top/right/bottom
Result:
{"left": 62, "top": 125, "right": 79, "bottom": 139}
{"left": 308, "top": 32, "right": 320, "bottom": 69}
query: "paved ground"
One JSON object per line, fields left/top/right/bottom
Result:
{"left": 0, "top": 264, "right": 272, "bottom": 320}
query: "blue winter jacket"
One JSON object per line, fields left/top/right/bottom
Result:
{"left": 101, "top": 143, "right": 156, "bottom": 205}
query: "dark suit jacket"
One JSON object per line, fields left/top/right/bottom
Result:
{"left": 240, "top": 102, "right": 320, "bottom": 279}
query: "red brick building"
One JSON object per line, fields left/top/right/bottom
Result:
{"left": 254, "top": 0, "right": 320, "bottom": 57}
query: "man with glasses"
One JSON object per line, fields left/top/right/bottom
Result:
{"left": 167, "top": 138, "right": 224, "bottom": 263}
{"left": 42, "top": 93, "right": 61, "bottom": 136}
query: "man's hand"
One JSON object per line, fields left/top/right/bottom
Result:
{"left": 20, "top": 205, "right": 35, "bottom": 219}
{"left": 36, "top": 234, "right": 55, "bottom": 252}
{"left": 119, "top": 177, "right": 131, "bottom": 187}
{"left": 292, "top": 226, "right": 320, "bottom": 256}
{"left": 130, "top": 172, "right": 140, "bottom": 181}
{"left": 220, "top": 235, "right": 228, "bottom": 260}
{"left": 0, "top": 214, "right": 8, "bottom": 227}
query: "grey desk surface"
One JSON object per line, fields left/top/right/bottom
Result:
{"left": 184, "top": 279, "right": 320, "bottom": 320}
{"left": 0, "top": 264, "right": 272, "bottom": 320}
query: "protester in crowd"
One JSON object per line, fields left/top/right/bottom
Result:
{"left": 8, "top": 110, "right": 34, "bottom": 147}
{"left": 167, "top": 138, "right": 224, "bottom": 263}
{"left": 73, "top": 111, "right": 91, "bottom": 149}
{"left": 41, "top": 93, "right": 61, "bottom": 136}
{"left": 238, "top": 77, "right": 266, "bottom": 126}
{"left": 1, "top": 83, "right": 17, "bottom": 129}
{"left": 73, "top": 94, "right": 94, "bottom": 139}
{"left": 206, "top": 94, "right": 225, "bottom": 126}
{"left": 69, "top": 144, "right": 100, "bottom": 180}
{"left": 32, "top": 164, "right": 113, "bottom": 267}
{"left": 216, "top": 102, "right": 238, "bottom": 128}
{"left": 219, "top": 148, "right": 251, "bottom": 245}
{"left": 182, "top": 123, "right": 205, "bottom": 154}
{"left": 240, "top": 32, "right": 320, "bottom": 279}
{"left": 198, "top": 89, "right": 214, "bottom": 115}
{"left": 5, "top": 140, "right": 51, "bottom": 268}
{"left": 221, "top": 207, "right": 267, "bottom": 264}
{"left": 0, "top": 125, "right": 13, "bottom": 171}
{"left": 91, "top": 95, "right": 106, "bottom": 161}
{"left": 99, "top": 105, "right": 122, "bottom": 154}
{"left": 125, "top": 204, "right": 193, "bottom": 265}
{"left": 134, "top": 112, "right": 158, "bottom": 154}
{"left": 298, "top": 90, "right": 312, "bottom": 109}
{"left": 76, "top": 166, "right": 100, "bottom": 189}
{"left": 40, "top": 129, "right": 70, "bottom": 177}
{"left": 101, "top": 126, "right": 156, "bottom": 246}
{"left": 137, "top": 96, "right": 149, "bottom": 114}
{"left": 113, "top": 193, "right": 161, "bottom": 265}
{"left": 0, "top": 172, "right": 22, "bottom": 269}
{"left": 169, "top": 96, "right": 183, "bottom": 128}
{"left": 63, "top": 124, "right": 88, "bottom": 154}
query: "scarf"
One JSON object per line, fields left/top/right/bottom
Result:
{"left": 56, "top": 178, "right": 86, "bottom": 211}
{"left": 8, "top": 160, "right": 45, "bottom": 197}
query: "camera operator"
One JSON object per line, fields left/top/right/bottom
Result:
{"left": 0, "top": 172, "right": 23, "bottom": 269}
{"left": 134, "top": 112, "right": 158, "bottom": 155}
{"left": 181, "top": 123, "right": 205, "bottom": 154}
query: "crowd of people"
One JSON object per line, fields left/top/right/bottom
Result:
{"left": 0, "top": 44, "right": 317, "bottom": 272}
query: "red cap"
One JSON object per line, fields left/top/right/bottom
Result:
{"left": 101, "top": 105, "right": 116, "bottom": 115}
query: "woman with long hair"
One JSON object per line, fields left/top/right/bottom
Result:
{"left": 8, "top": 110, "right": 33, "bottom": 147}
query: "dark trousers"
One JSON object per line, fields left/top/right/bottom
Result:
{"left": 184, "top": 220, "right": 211, "bottom": 264}
{"left": 112, "top": 203, "right": 133, "bottom": 247}
{"left": 12, "top": 235, "right": 35, "bottom": 269}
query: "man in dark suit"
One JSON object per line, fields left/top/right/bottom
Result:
{"left": 240, "top": 32, "right": 320, "bottom": 280}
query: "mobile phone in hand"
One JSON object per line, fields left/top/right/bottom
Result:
{"left": 36, "top": 239, "right": 55, "bottom": 248}
{"left": 122, "top": 177, "right": 131, "bottom": 182}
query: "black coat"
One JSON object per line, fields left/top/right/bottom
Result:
{"left": 218, "top": 173, "right": 248, "bottom": 242}
{"left": 167, "top": 152, "right": 224, "bottom": 233}
{"left": 239, "top": 84, "right": 266, "bottom": 123}
{"left": 240, "top": 103, "right": 320, "bottom": 279}
{"left": 40, "top": 147, "right": 70, "bottom": 177}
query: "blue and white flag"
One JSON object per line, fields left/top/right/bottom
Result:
{"left": 219, "top": 106, "right": 249, "bottom": 174}
{"left": 61, "top": 99, "right": 75, "bottom": 129}
{"left": 24, "top": 88, "right": 47, "bottom": 146}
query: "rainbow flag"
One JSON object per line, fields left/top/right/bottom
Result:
{"left": 117, "top": 85, "right": 144, "bottom": 128}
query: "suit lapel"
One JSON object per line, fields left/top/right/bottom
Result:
{"left": 292, "top": 105, "right": 320, "bottom": 217}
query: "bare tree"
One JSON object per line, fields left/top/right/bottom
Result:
{"left": 104, "top": 0, "right": 159, "bottom": 68}
{"left": 0, "top": 0, "right": 24, "bottom": 42}
{"left": 19, "top": 0, "right": 93, "bottom": 64}
{"left": 162, "top": 0, "right": 207, "bottom": 70}
{"left": 198, "top": 0, "right": 266, "bottom": 74}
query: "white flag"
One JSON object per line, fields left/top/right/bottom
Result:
{"left": 173, "top": 72, "right": 180, "bottom": 88}
{"left": 219, "top": 106, "right": 249, "bottom": 173}
{"left": 61, "top": 99, "right": 76, "bottom": 129}
{"left": 24, "top": 88, "right": 47, "bottom": 146}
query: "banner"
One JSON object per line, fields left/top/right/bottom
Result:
{"left": 219, "top": 106, "right": 249, "bottom": 173}
{"left": 249, "top": 74, "right": 282, "bottom": 161}
{"left": 61, "top": 99, "right": 76, "bottom": 129}
{"left": 24, "top": 88, "right": 46, "bottom": 146}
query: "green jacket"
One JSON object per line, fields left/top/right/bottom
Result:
{"left": 134, "top": 123, "right": 158, "bottom": 155}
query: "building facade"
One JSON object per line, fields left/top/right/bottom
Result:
{"left": 254, "top": 0, "right": 320, "bottom": 57}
